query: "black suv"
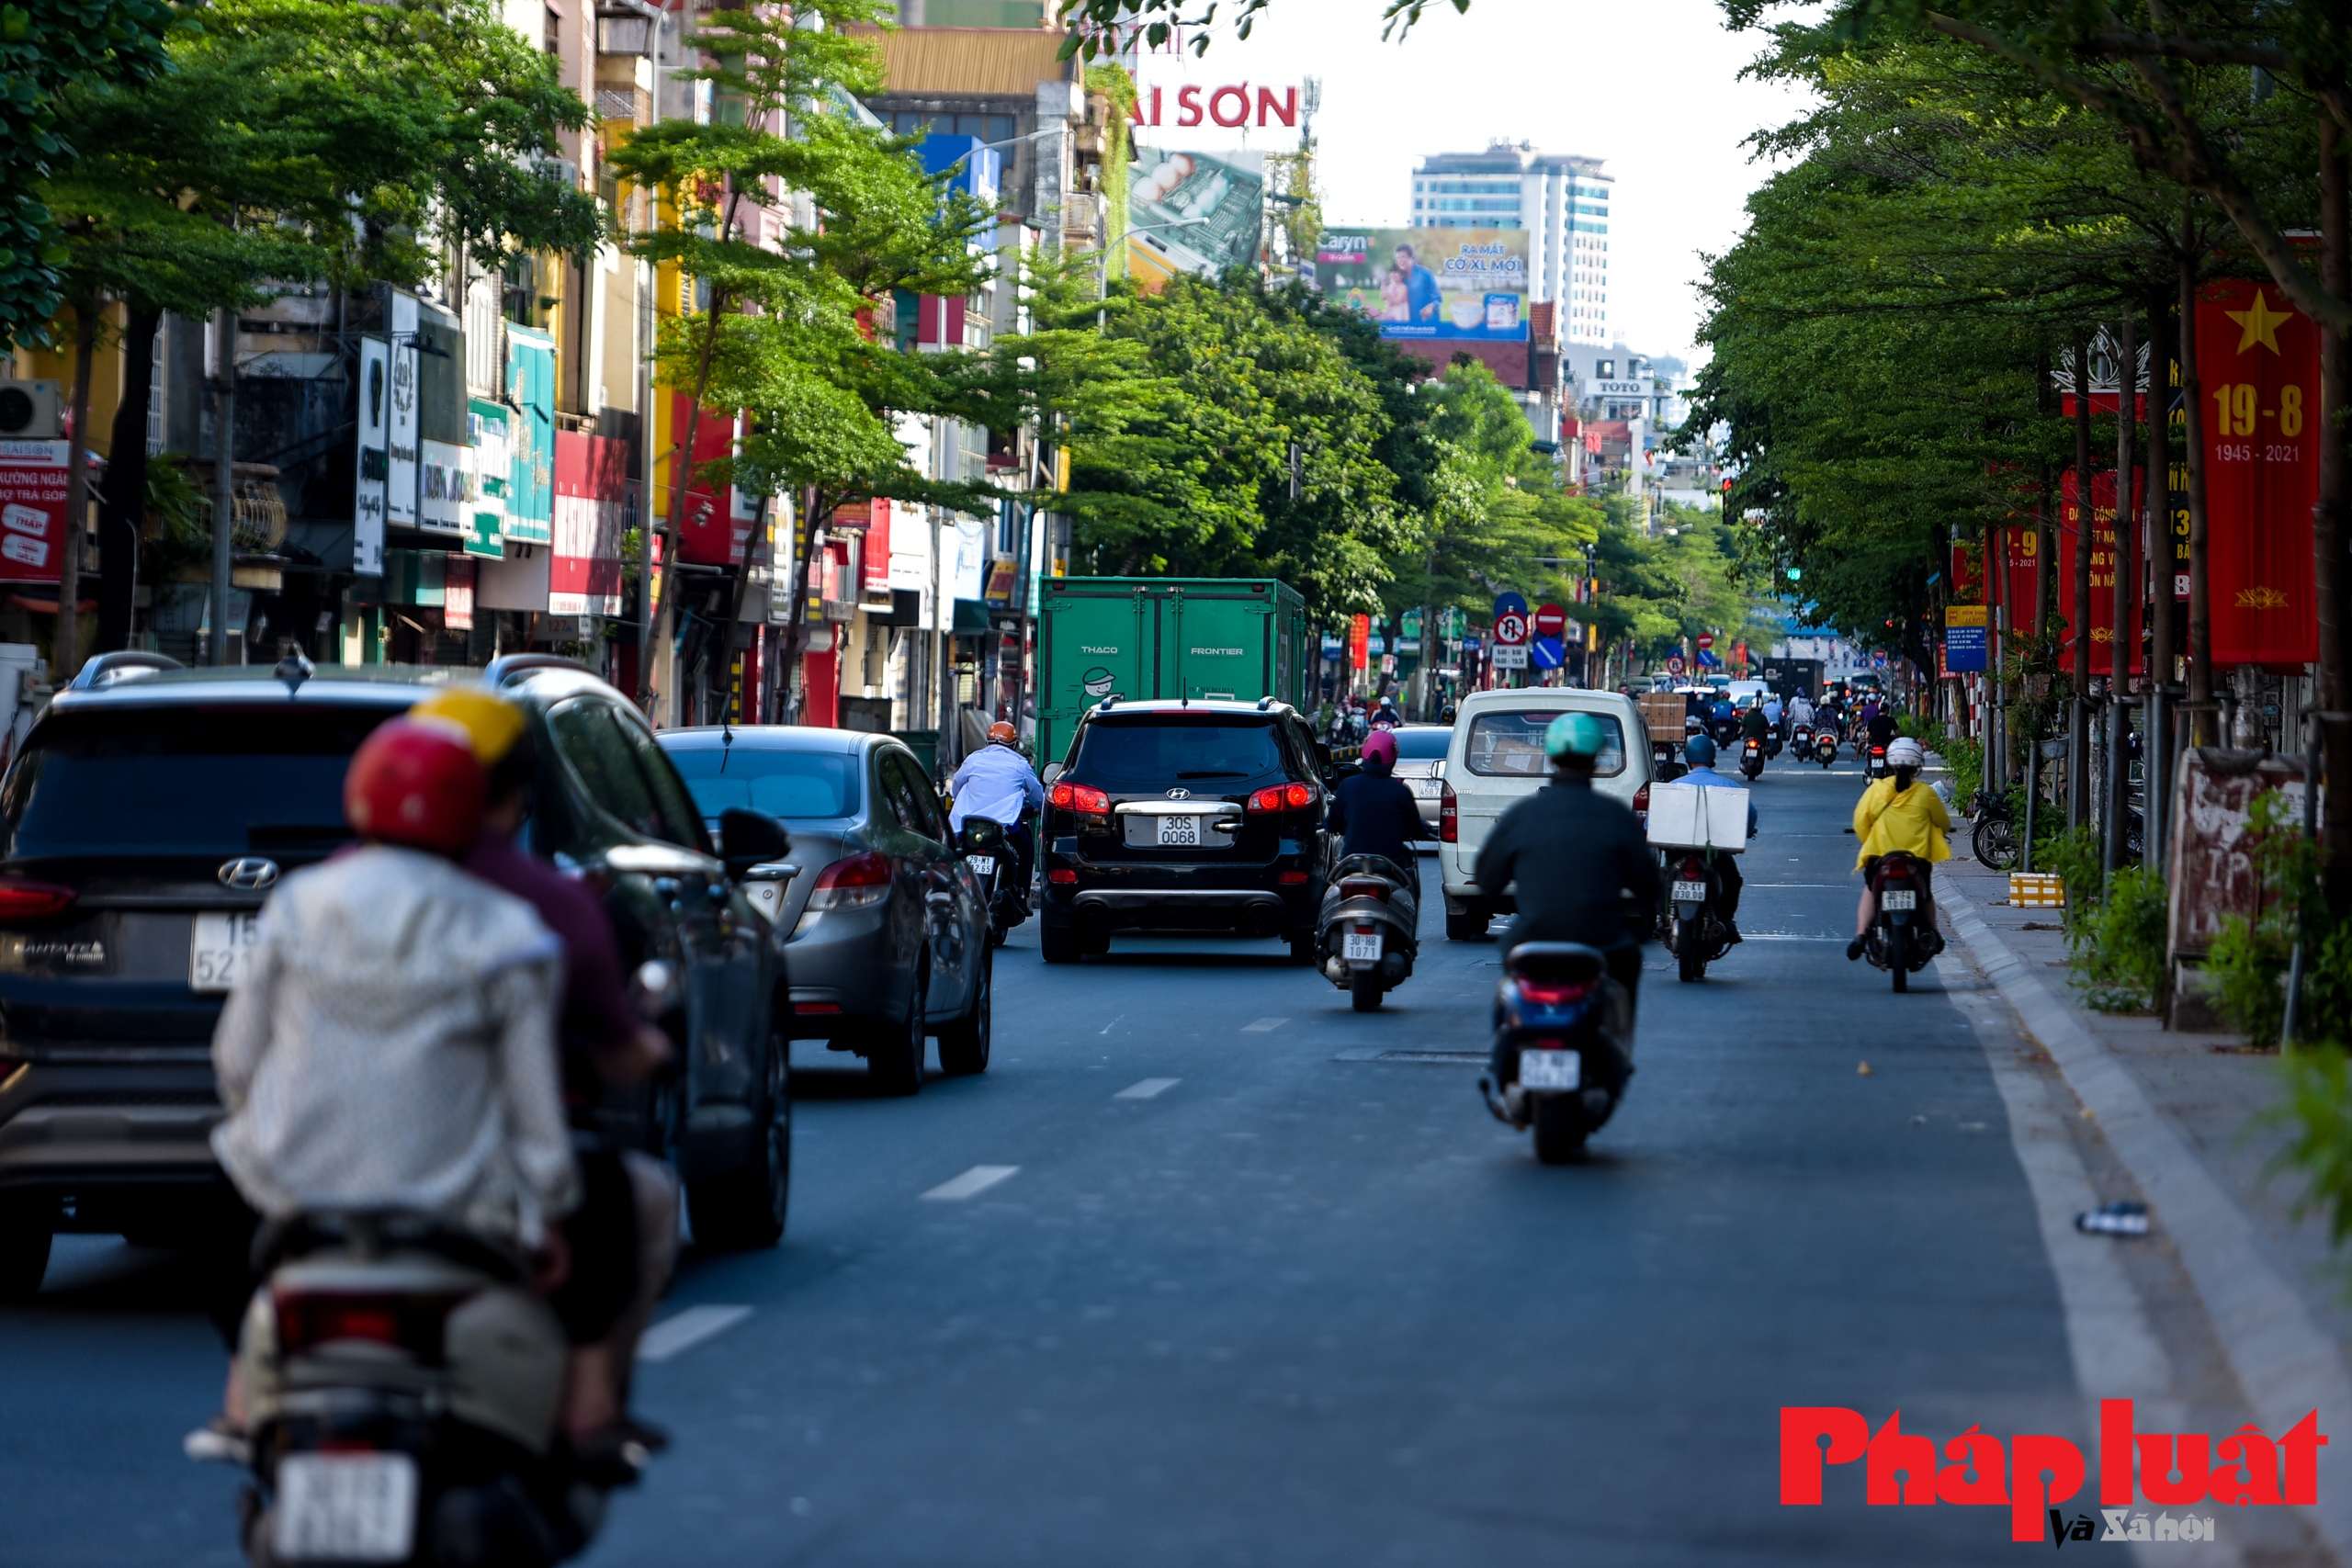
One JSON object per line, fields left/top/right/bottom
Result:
{"left": 0, "top": 652, "right": 794, "bottom": 1299}
{"left": 1037, "top": 698, "right": 1330, "bottom": 964}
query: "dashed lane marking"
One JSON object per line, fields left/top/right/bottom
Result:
{"left": 637, "top": 1304, "right": 752, "bottom": 1363}
{"left": 922, "top": 1165, "right": 1021, "bottom": 1201}
{"left": 1115, "top": 1077, "right": 1181, "bottom": 1100}
{"left": 1240, "top": 1018, "right": 1288, "bottom": 1032}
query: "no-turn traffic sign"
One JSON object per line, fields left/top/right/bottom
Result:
{"left": 1665, "top": 654, "right": 1687, "bottom": 675}
{"left": 1494, "top": 611, "right": 1530, "bottom": 647}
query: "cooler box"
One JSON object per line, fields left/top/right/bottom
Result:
{"left": 1645, "top": 781, "right": 1747, "bottom": 852}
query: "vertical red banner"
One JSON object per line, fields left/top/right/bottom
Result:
{"left": 2198, "top": 279, "right": 2320, "bottom": 670}
{"left": 1950, "top": 541, "right": 1984, "bottom": 603}
{"left": 1994, "top": 525, "right": 2041, "bottom": 634}
{"left": 1349, "top": 614, "right": 1370, "bottom": 671}
{"left": 672, "top": 395, "right": 754, "bottom": 567}
{"left": 2058, "top": 468, "right": 2145, "bottom": 676}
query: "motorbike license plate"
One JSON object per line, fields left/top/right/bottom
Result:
{"left": 1157, "top": 817, "right": 1199, "bottom": 847}
{"left": 189, "top": 912, "right": 261, "bottom": 993}
{"left": 1342, "top": 932, "right": 1383, "bottom": 963}
{"left": 1882, "top": 889, "right": 1917, "bottom": 911}
{"left": 1520, "top": 1050, "right": 1581, "bottom": 1090}
{"left": 967, "top": 855, "right": 995, "bottom": 877}
{"left": 272, "top": 1451, "right": 418, "bottom": 1562}
{"left": 1671, "top": 880, "right": 1707, "bottom": 903}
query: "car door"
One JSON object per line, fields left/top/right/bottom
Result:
{"left": 876, "top": 750, "right": 971, "bottom": 1021}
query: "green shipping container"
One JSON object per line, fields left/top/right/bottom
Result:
{"left": 1036, "top": 577, "right": 1309, "bottom": 768}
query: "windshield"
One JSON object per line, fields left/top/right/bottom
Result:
{"left": 1464, "top": 710, "right": 1627, "bottom": 779}
{"left": 1392, "top": 728, "right": 1452, "bottom": 760}
{"left": 664, "top": 746, "right": 862, "bottom": 821}
{"left": 1, "top": 705, "right": 395, "bottom": 859}
{"left": 1074, "top": 717, "right": 1285, "bottom": 786}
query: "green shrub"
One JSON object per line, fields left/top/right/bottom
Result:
{"left": 2036, "top": 824, "right": 2105, "bottom": 937}
{"left": 2068, "top": 863, "right": 2169, "bottom": 1012}
{"left": 2211, "top": 911, "right": 2290, "bottom": 1048}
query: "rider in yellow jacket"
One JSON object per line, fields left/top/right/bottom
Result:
{"left": 1848, "top": 736, "right": 1951, "bottom": 959}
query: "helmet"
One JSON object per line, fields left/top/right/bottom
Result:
{"left": 1544, "top": 712, "right": 1607, "bottom": 761}
{"left": 412, "top": 686, "right": 527, "bottom": 769}
{"left": 1361, "top": 730, "right": 1397, "bottom": 768}
{"left": 1887, "top": 737, "right": 1926, "bottom": 768}
{"left": 987, "top": 720, "right": 1017, "bottom": 746}
{"left": 1684, "top": 734, "right": 1717, "bottom": 767}
{"left": 345, "top": 719, "right": 488, "bottom": 855}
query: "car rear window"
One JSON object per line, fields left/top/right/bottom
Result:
{"left": 1392, "top": 728, "right": 1452, "bottom": 760}
{"left": 1463, "top": 710, "right": 1627, "bottom": 779}
{"left": 666, "top": 746, "right": 861, "bottom": 820}
{"left": 1, "top": 706, "right": 396, "bottom": 858}
{"left": 1074, "top": 717, "right": 1285, "bottom": 786}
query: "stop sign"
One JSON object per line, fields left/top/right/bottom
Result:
{"left": 1533, "top": 603, "right": 1566, "bottom": 638}
{"left": 1696, "top": 631, "right": 1716, "bottom": 650}
{"left": 1494, "top": 612, "right": 1530, "bottom": 646}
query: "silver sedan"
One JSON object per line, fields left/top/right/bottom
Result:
{"left": 1387, "top": 724, "right": 1454, "bottom": 839}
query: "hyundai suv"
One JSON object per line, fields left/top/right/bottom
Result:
{"left": 0, "top": 652, "right": 794, "bottom": 1299}
{"left": 1037, "top": 698, "right": 1330, "bottom": 964}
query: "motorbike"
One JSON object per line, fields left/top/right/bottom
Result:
{"left": 1791, "top": 721, "right": 1813, "bottom": 759}
{"left": 1968, "top": 791, "right": 2018, "bottom": 871}
{"left": 1862, "top": 850, "right": 1942, "bottom": 992}
{"left": 1763, "top": 725, "right": 1783, "bottom": 760}
{"left": 1317, "top": 852, "right": 1419, "bottom": 1011}
{"left": 211, "top": 1210, "right": 643, "bottom": 1568}
{"left": 1649, "top": 739, "right": 1688, "bottom": 782}
{"left": 1711, "top": 716, "right": 1742, "bottom": 750}
{"left": 1813, "top": 728, "right": 1838, "bottom": 768}
{"left": 1865, "top": 743, "right": 1890, "bottom": 780}
{"left": 1477, "top": 942, "right": 1634, "bottom": 1164}
{"left": 956, "top": 815, "right": 1028, "bottom": 946}
{"left": 1738, "top": 736, "right": 1766, "bottom": 781}
{"left": 1660, "top": 846, "right": 1736, "bottom": 983}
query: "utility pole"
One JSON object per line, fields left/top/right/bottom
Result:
{"left": 210, "top": 305, "right": 237, "bottom": 668}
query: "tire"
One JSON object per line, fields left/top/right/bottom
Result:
{"left": 1889, "top": 925, "right": 1910, "bottom": 993}
{"left": 1286, "top": 930, "right": 1317, "bottom": 966}
{"left": 865, "top": 974, "right": 927, "bottom": 1096}
{"left": 1445, "top": 906, "right": 1487, "bottom": 942}
{"left": 1350, "top": 970, "right": 1383, "bottom": 1011}
{"left": 1677, "top": 928, "right": 1704, "bottom": 983}
{"left": 0, "top": 1207, "right": 51, "bottom": 1303}
{"left": 1040, "top": 923, "right": 1081, "bottom": 965}
{"left": 1532, "top": 1096, "right": 1587, "bottom": 1165}
{"left": 938, "top": 951, "right": 992, "bottom": 1077}
{"left": 1973, "top": 816, "right": 2018, "bottom": 871}
{"left": 689, "top": 1027, "right": 790, "bottom": 1249}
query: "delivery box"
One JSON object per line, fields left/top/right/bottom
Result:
{"left": 1638, "top": 692, "right": 1689, "bottom": 744}
{"left": 1645, "top": 781, "right": 1748, "bottom": 852}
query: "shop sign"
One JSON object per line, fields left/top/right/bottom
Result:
{"left": 504, "top": 325, "right": 555, "bottom": 545}
{"left": 0, "top": 440, "right": 66, "bottom": 581}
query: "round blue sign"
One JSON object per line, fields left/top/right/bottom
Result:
{"left": 1491, "top": 592, "right": 1528, "bottom": 623}
{"left": 1531, "top": 636, "right": 1566, "bottom": 670}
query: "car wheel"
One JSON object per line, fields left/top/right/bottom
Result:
{"left": 1445, "top": 905, "right": 1487, "bottom": 942}
{"left": 866, "top": 971, "right": 926, "bottom": 1096}
{"left": 938, "top": 950, "right": 992, "bottom": 1077}
{"left": 1040, "top": 923, "right": 1081, "bottom": 964}
{"left": 0, "top": 1203, "right": 51, "bottom": 1303}
{"left": 689, "top": 1028, "right": 790, "bottom": 1249}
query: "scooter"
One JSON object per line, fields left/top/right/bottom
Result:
{"left": 213, "top": 1210, "right": 644, "bottom": 1568}
{"left": 1813, "top": 729, "right": 1838, "bottom": 768}
{"left": 1317, "top": 852, "right": 1419, "bottom": 1011}
{"left": 1738, "top": 736, "right": 1766, "bottom": 781}
{"left": 1476, "top": 942, "right": 1634, "bottom": 1164}
{"left": 1866, "top": 743, "right": 1890, "bottom": 780}
{"left": 1791, "top": 721, "right": 1813, "bottom": 759}
{"left": 1661, "top": 847, "right": 1736, "bottom": 982}
{"left": 1862, "top": 850, "right": 1942, "bottom": 992}
{"left": 1764, "top": 726, "right": 1783, "bottom": 760}
{"left": 956, "top": 815, "right": 1028, "bottom": 946}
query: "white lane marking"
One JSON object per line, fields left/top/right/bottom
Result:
{"left": 1100, "top": 1014, "right": 1124, "bottom": 1035}
{"left": 637, "top": 1304, "right": 752, "bottom": 1364}
{"left": 1240, "top": 1018, "right": 1288, "bottom": 1032}
{"left": 1115, "top": 1077, "right": 1181, "bottom": 1100}
{"left": 922, "top": 1164, "right": 1021, "bottom": 1201}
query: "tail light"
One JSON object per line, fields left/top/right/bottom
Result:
{"left": 1048, "top": 867, "right": 1077, "bottom": 884}
{"left": 0, "top": 879, "right": 75, "bottom": 924}
{"left": 1516, "top": 983, "right": 1589, "bottom": 1006}
{"left": 1632, "top": 782, "right": 1649, "bottom": 828}
{"left": 1047, "top": 781, "right": 1111, "bottom": 817}
{"left": 1276, "top": 869, "right": 1309, "bottom": 886}
{"left": 1530, "top": 1037, "right": 1568, "bottom": 1051}
{"left": 1679, "top": 854, "right": 1705, "bottom": 878}
{"left": 273, "top": 1288, "right": 472, "bottom": 1363}
{"left": 1247, "top": 781, "right": 1318, "bottom": 813}
{"left": 806, "top": 852, "right": 892, "bottom": 911}
{"left": 1439, "top": 779, "right": 1458, "bottom": 843}
{"left": 1337, "top": 878, "right": 1388, "bottom": 901}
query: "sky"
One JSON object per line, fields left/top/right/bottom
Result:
{"left": 1117, "top": 0, "right": 1818, "bottom": 369}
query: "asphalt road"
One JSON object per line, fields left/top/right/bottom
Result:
{"left": 0, "top": 753, "right": 2134, "bottom": 1565}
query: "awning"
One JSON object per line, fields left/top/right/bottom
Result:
{"left": 952, "top": 597, "right": 990, "bottom": 636}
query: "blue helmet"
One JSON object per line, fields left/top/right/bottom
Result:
{"left": 1685, "top": 735, "right": 1717, "bottom": 767}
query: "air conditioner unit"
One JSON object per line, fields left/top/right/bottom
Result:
{"left": 0, "top": 380, "right": 62, "bottom": 440}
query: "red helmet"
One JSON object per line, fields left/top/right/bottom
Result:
{"left": 345, "top": 719, "right": 487, "bottom": 855}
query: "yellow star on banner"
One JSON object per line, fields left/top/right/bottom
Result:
{"left": 2228, "top": 289, "right": 2292, "bottom": 355}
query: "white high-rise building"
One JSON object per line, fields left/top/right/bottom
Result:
{"left": 1409, "top": 141, "right": 1612, "bottom": 344}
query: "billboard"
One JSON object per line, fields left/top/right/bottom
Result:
{"left": 1125, "top": 147, "right": 1263, "bottom": 287}
{"left": 0, "top": 440, "right": 66, "bottom": 581}
{"left": 504, "top": 325, "right": 555, "bottom": 545}
{"left": 2198, "top": 279, "right": 2320, "bottom": 670}
{"left": 1314, "top": 228, "right": 1530, "bottom": 342}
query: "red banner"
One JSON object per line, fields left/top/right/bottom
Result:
{"left": 2199, "top": 279, "right": 2320, "bottom": 671}
{"left": 0, "top": 441, "right": 70, "bottom": 582}
{"left": 2058, "top": 468, "right": 2145, "bottom": 677}
{"left": 1349, "top": 613, "right": 1370, "bottom": 671}
{"left": 552, "top": 431, "right": 628, "bottom": 616}
{"left": 671, "top": 395, "right": 756, "bottom": 567}
{"left": 1989, "top": 524, "right": 2041, "bottom": 632}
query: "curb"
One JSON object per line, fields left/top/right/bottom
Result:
{"left": 1934, "top": 877, "right": 2352, "bottom": 1562}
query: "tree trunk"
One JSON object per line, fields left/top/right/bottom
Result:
{"left": 2180, "top": 234, "right": 2215, "bottom": 745}
{"left": 2106, "top": 309, "right": 2137, "bottom": 884}
{"left": 773, "top": 485, "right": 825, "bottom": 726}
{"left": 96, "top": 305, "right": 160, "bottom": 656}
{"left": 53, "top": 298, "right": 97, "bottom": 680}
{"left": 2319, "top": 115, "right": 2352, "bottom": 908}
{"left": 2071, "top": 331, "right": 2094, "bottom": 827}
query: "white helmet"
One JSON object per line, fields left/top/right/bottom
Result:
{"left": 1886, "top": 738, "right": 1926, "bottom": 768}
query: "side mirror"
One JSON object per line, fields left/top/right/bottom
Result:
{"left": 717, "top": 807, "right": 790, "bottom": 881}
{"left": 1042, "top": 761, "right": 1064, "bottom": 784}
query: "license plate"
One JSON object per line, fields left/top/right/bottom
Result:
{"left": 1342, "top": 932, "right": 1382, "bottom": 963}
{"left": 1413, "top": 779, "right": 1443, "bottom": 797}
{"left": 1520, "top": 1050, "right": 1581, "bottom": 1090}
{"left": 273, "top": 1451, "right": 418, "bottom": 1562}
{"left": 1158, "top": 817, "right": 1199, "bottom": 847}
{"left": 189, "top": 912, "right": 261, "bottom": 993}
{"left": 1882, "top": 889, "right": 1917, "bottom": 910}
{"left": 967, "top": 855, "right": 995, "bottom": 876}
{"left": 1671, "top": 881, "right": 1706, "bottom": 903}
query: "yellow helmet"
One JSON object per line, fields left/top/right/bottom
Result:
{"left": 411, "top": 686, "right": 528, "bottom": 769}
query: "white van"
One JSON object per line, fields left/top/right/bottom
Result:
{"left": 1436, "top": 687, "right": 1655, "bottom": 941}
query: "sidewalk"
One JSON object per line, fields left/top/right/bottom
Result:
{"left": 1935, "top": 850, "right": 2352, "bottom": 1557}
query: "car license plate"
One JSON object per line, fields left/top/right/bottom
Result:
{"left": 1671, "top": 880, "right": 1707, "bottom": 903}
{"left": 1342, "top": 932, "right": 1382, "bottom": 963}
{"left": 1413, "top": 779, "right": 1443, "bottom": 797}
{"left": 272, "top": 1451, "right": 418, "bottom": 1562}
{"left": 967, "top": 855, "right": 995, "bottom": 877}
{"left": 1157, "top": 817, "right": 1199, "bottom": 847}
{"left": 1520, "top": 1050, "right": 1581, "bottom": 1090}
{"left": 1882, "top": 889, "right": 1917, "bottom": 910}
{"left": 189, "top": 912, "right": 261, "bottom": 993}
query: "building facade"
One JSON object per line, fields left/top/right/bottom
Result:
{"left": 1409, "top": 141, "right": 1612, "bottom": 344}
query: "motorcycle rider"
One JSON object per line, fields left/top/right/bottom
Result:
{"left": 1371, "top": 694, "right": 1403, "bottom": 728}
{"left": 947, "top": 719, "right": 1046, "bottom": 897}
{"left": 1848, "top": 736, "right": 1951, "bottom": 959}
{"left": 1668, "top": 735, "right": 1755, "bottom": 942}
{"left": 1865, "top": 701, "right": 1899, "bottom": 762}
{"left": 1326, "top": 729, "right": 1424, "bottom": 897}
{"left": 1739, "top": 698, "right": 1772, "bottom": 754}
{"left": 1787, "top": 688, "right": 1816, "bottom": 734}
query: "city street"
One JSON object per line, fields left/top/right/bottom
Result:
{"left": 0, "top": 755, "right": 2317, "bottom": 1565}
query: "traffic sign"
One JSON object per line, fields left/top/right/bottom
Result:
{"left": 1492, "top": 591, "right": 1528, "bottom": 623}
{"left": 1533, "top": 603, "right": 1566, "bottom": 639}
{"left": 1490, "top": 643, "right": 1531, "bottom": 671}
{"left": 1463, "top": 635, "right": 1482, "bottom": 653}
{"left": 1665, "top": 654, "right": 1687, "bottom": 676}
{"left": 1696, "top": 631, "right": 1715, "bottom": 650}
{"left": 1872, "top": 649, "right": 1889, "bottom": 669}
{"left": 1531, "top": 636, "right": 1566, "bottom": 670}
{"left": 1494, "top": 611, "right": 1531, "bottom": 647}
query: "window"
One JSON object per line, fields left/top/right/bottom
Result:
{"left": 877, "top": 750, "right": 944, "bottom": 840}
{"left": 1391, "top": 728, "right": 1452, "bottom": 761}
{"left": 615, "top": 715, "right": 712, "bottom": 850}
{"left": 1464, "top": 710, "right": 1626, "bottom": 779}
{"left": 669, "top": 747, "right": 864, "bottom": 822}
{"left": 549, "top": 699, "right": 704, "bottom": 849}
{"left": 1073, "top": 717, "right": 1284, "bottom": 786}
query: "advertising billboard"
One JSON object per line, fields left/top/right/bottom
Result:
{"left": 1125, "top": 147, "right": 1264, "bottom": 288}
{"left": 1314, "top": 228, "right": 1530, "bottom": 342}
{"left": 503, "top": 325, "right": 555, "bottom": 546}
{"left": 0, "top": 439, "right": 66, "bottom": 581}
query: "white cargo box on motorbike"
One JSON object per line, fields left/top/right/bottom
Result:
{"left": 1643, "top": 782, "right": 1749, "bottom": 852}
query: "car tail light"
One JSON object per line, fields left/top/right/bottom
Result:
{"left": 0, "top": 879, "right": 75, "bottom": 924}
{"left": 1245, "top": 785, "right": 1282, "bottom": 813}
{"left": 1276, "top": 870, "right": 1309, "bottom": 886}
{"left": 273, "top": 1288, "right": 472, "bottom": 1362}
{"left": 1338, "top": 878, "right": 1388, "bottom": 901}
{"left": 1048, "top": 780, "right": 1110, "bottom": 816}
{"left": 1048, "top": 868, "right": 1077, "bottom": 884}
{"left": 1284, "top": 781, "right": 1317, "bottom": 809}
{"left": 1439, "top": 780, "right": 1458, "bottom": 843}
{"left": 1517, "top": 983, "right": 1590, "bottom": 1006}
{"left": 806, "top": 852, "right": 892, "bottom": 911}
{"left": 1632, "top": 782, "right": 1649, "bottom": 828}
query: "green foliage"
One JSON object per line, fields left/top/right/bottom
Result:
{"left": 2274, "top": 1047, "right": 2352, "bottom": 1253}
{"left": 2037, "top": 824, "right": 2105, "bottom": 937}
{"left": 2069, "top": 863, "right": 2169, "bottom": 1013}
